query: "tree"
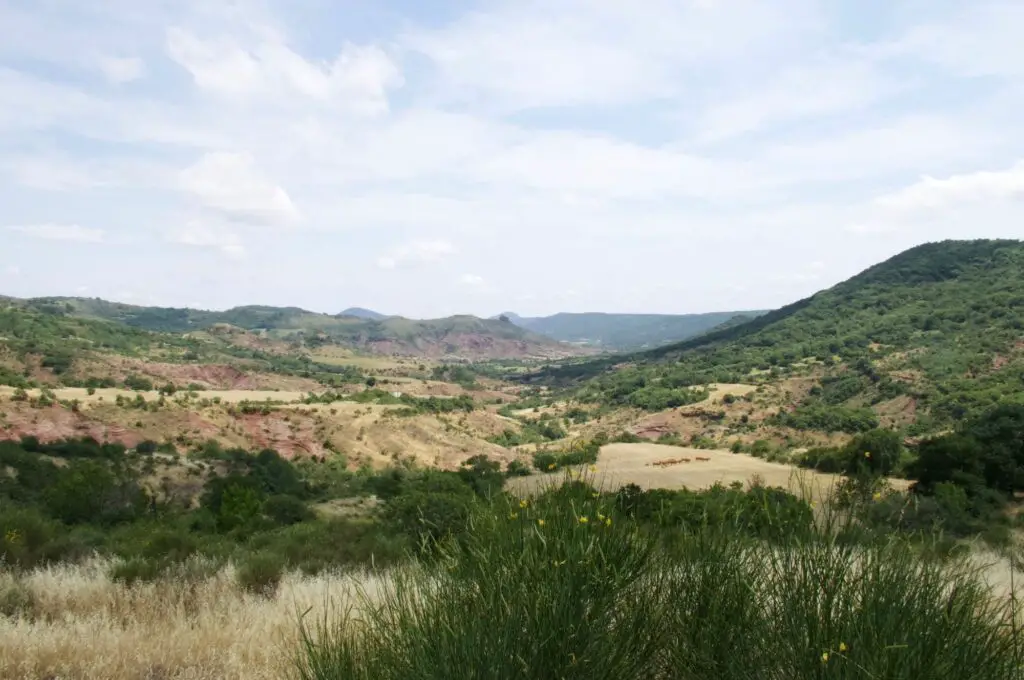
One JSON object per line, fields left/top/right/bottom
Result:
{"left": 217, "top": 483, "right": 264, "bottom": 531}
{"left": 910, "top": 434, "right": 987, "bottom": 496}
{"left": 842, "top": 429, "right": 903, "bottom": 477}
{"left": 44, "top": 460, "right": 147, "bottom": 525}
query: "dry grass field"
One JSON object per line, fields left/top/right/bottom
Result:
{"left": 0, "top": 559, "right": 384, "bottom": 680}
{"left": 1, "top": 536, "right": 1018, "bottom": 679}
{"left": 508, "top": 442, "right": 912, "bottom": 502}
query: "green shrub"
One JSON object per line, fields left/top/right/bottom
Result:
{"left": 798, "top": 446, "right": 845, "bottom": 472}
{"left": 110, "top": 557, "right": 166, "bottom": 585}
{"left": 505, "top": 460, "right": 532, "bottom": 477}
{"left": 297, "top": 478, "right": 1019, "bottom": 680}
{"left": 264, "top": 494, "right": 315, "bottom": 525}
{"left": 532, "top": 451, "right": 558, "bottom": 472}
{"left": 236, "top": 552, "right": 285, "bottom": 597}
{"left": 123, "top": 375, "right": 153, "bottom": 392}
{"left": 135, "top": 440, "right": 158, "bottom": 455}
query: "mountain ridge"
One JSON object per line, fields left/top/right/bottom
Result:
{"left": 493, "top": 310, "right": 768, "bottom": 350}
{"left": 1, "top": 297, "right": 589, "bottom": 361}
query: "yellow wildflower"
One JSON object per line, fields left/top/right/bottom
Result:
{"left": 839, "top": 642, "right": 848, "bottom": 653}
{"left": 553, "top": 559, "right": 566, "bottom": 568}
{"left": 821, "top": 652, "right": 830, "bottom": 663}
{"left": 864, "top": 451, "right": 872, "bottom": 459}
{"left": 605, "top": 517, "right": 612, "bottom": 527}
{"left": 597, "top": 512, "right": 605, "bottom": 521}
{"left": 872, "top": 492, "right": 882, "bottom": 502}
{"left": 589, "top": 465, "right": 598, "bottom": 472}
{"left": 547, "top": 463, "right": 556, "bottom": 470}
{"left": 519, "top": 499, "right": 528, "bottom": 509}
{"left": 578, "top": 516, "right": 589, "bottom": 524}
{"left": 509, "top": 512, "right": 518, "bottom": 520}
{"left": 537, "top": 519, "right": 545, "bottom": 527}
{"left": 592, "top": 492, "right": 600, "bottom": 498}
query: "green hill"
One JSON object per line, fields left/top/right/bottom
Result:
{"left": 5, "top": 298, "right": 583, "bottom": 362}
{"left": 339, "top": 307, "right": 389, "bottom": 320}
{"left": 497, "top": 310, "right": 767, "bottom": 350}
{"left": 533, "top": 239, "right": 1024, "bottom": 433}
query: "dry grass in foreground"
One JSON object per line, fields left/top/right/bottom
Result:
{"left": 0, "top": 559, "right": 383, "bottom": 680}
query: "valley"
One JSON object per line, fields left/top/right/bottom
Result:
{"left": 3, "top": 239, "right": 1024, "bottom": 679}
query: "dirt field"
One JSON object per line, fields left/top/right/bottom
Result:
{"left": 509, "top": 443, "right": 910, "bottom": 501}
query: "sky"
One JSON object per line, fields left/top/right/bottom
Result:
{"left": 1, "top": 0, "right": 1023, "bottom": 319}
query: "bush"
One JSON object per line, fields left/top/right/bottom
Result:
{"left": 773, "top": 404, "right": 879, "bottom": 433}
{"left": 110, "top": 557, "right": 167, "bottom": 585}
{"left": 264, "top": 494, "right": 315, "bottom": 525}
{"left": 135, "top": 440, "right": 158, "bottom": 455}
{"left": 123, "top": 375, "right": 153, "bottom": 392}
{"left": 236, "top": 552, "right": 285, "bottom": 597}
{"left": 505, "top": 460, "right": 532, "bottom": 477}
{"left": 0, "top": 504, "right": 61, "bottom": 569}
{"left": 298, "top": 479, "right": 1020, "bottom": 680}
{"left": 532, "top": 451, "right": 558, "bottom": 472}
{"left": 798, "top": 446, "right": 846, "bottom": 473}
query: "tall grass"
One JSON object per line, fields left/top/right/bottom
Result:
{"left": 0, "top": 557, "right": 383, "bottom": 680}
{"left": 297, "top": 475, "right": 1023, "bottom": 679}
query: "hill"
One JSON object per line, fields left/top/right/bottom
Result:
{"left": 339, "top": 307, "right": 389, "bottom": 320}
{"left": 496, "top": 310, "right": 767, "bottom": 350}
{"left": 5, "top": 297, "right": 586, "bottom": 361}
{"left": 531, "top": 239, "right": 1024, "bottom": 435}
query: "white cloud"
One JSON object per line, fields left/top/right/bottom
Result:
{"left": 873, "top": 161, "right": 1024, "bottom": 211}
{"left": 166, "top": 28, "right": 402, "bottom": 114}
{"left": 694, "top": 56, "right": 900, "bottom": 143}
{"left": 4, "top": 265, "right": 20, "bottom": 277}
{"left": 98, "top": 56, "right": 145, "bottom": 83}
{"left": 405, "top": 0, "right": 816, "bottom": 110}
{"left": 179, "top": 152, "right": 300, "bottom": 226}
{"left": 6, "top": 223, "right": 105, "bottom": 242}
{"left": 892, "top": 3, "right": 1024, "bottom": 78}
{"left": 165, "top": 221, "right": 246, "bottom": 259}
{"left": 376, "top": 240, "right": 456, "bottom": 269}
{"left": 460, "top": 274, "right": 484, "bottom": 286}
{"left": 1, "top": 0, "right": 1023, "bottom": 317}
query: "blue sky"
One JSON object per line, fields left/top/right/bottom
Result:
{"left": 2, "top": 0, "right": 1023, "bottom": 318}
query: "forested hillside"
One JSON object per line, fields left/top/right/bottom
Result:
{"left": 533, "top": 240, "right": 1024, "bottom": 432}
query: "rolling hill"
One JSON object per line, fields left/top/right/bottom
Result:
{"left": 531, "top": 239, "right": 1024, "bottom": 434}
{"left": 496, "top": 310, "right": 767, "bottom": 350}
{"left": 339, "top": 307, "right": 389, "bottom": 320}
{"left": 3, "top": 297, "right": 587, "bottom": 362}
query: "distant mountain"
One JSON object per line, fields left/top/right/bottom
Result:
{"left": 339, "top": 307, "right": 388, "bottom": 320}
{"left": 8, "top": 297, "right": 589, "bottom": 361}
{"left": 494, "top": 311, "right": 769, "bottom": 351}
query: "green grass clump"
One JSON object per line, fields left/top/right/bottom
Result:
{"left": 297, "top": 477, "right": 1022, "bottom": 679}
